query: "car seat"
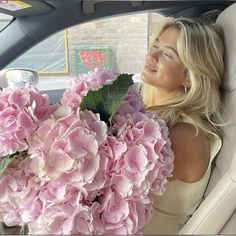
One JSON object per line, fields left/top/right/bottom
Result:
{"left": 179, "top": 2, "right": 236, "bottom": 234}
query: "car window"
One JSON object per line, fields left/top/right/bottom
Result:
{"left": 0, "top": 12, "right": 13, "bottom": 31}
{"left": 7, "top": 12, "right": 165, "bottom": 91}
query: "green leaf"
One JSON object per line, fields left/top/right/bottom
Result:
{"left": 0, "top": 155, "right": 16, "bottom": 176}
{"left": 0, "top": 151, "right": 27, "bottom": 176}
{"left": 80, "top": 74, "right": 134, "bottom": 124}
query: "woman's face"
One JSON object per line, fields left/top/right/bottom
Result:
{"left": 141, "top": 27, "right": 187, "bottom": 93}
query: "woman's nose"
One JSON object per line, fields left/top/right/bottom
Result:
{"left": 148, "top": 51, "right": 159, "bottom": 63}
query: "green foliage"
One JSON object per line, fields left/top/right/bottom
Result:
{"left": 0, "top": 151, "right": 27, "bottom": 176}
{"left": 80, "top": 74, "right": 134, "bottom": 124}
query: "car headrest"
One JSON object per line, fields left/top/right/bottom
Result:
{"left": 217, "top": 3, "right": 236, "bottom": 92}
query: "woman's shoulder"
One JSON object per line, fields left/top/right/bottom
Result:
{"left": 168, "top": 122, "right": 210, "bottom": 183}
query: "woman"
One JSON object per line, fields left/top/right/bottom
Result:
{"left": 142, "top": 18, "right": 225, "bottom": 234}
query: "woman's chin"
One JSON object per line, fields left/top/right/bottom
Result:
{"left": 140, "top": 71, "right": 156, "bottom": 84}
{"left": 140, "top": 72, "right": 147, "bottom": 83}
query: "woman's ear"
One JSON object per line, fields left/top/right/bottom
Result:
{"left": 182, "top": 77, "right": 190, "bottom": 94}
{"left": 182, "top": 69, "right": 190, "bottom": 86}
{"left": 184, "top": 68, "right": 189, "bottom": 79}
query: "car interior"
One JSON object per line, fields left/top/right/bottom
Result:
{"left": 0, "top": 0, "right": 236, "bottom": 234}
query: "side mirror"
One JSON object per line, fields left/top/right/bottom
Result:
{"left": 0, "top": 68, "right": 39, "bottom": 89}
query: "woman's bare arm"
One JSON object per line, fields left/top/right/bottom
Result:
{"left": 168, "top": 122, "right": 210, "bottom": 183}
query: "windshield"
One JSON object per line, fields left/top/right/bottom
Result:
{"left": 0, "top": 12, "right": 13, "bottom": 31}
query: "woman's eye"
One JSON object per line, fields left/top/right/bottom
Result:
{"left": 153, "top": 45, "right": 159, "bottom": 49}
{"left": 164, "top": 52, "right": 172, "bottom": 59}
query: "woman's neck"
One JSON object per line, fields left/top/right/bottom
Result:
{"left": 152, "top": 87, "right": 178, "bottom": 106}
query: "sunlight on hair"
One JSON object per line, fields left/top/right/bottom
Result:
{"left": 142, "top": 17, "right": 227, "bottom": 140}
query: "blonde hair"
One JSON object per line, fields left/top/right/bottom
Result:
{"left": 142, "top": 18, "right": 225, "bottom": 140}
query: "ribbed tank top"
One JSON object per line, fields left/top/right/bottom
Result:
{"left": 144, "top": 122, "right": 222, "bottom": 234}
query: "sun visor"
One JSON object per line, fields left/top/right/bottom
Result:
{"left": 0, "top": 0, "right": 53, "bottom": 17}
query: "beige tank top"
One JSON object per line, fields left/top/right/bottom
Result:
{"left": 144, "top": 125, "right": 222, "bottom": 234}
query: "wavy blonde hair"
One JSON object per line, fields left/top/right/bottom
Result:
{"left": 142, "top": 18, "right": 225, "bottom": 140}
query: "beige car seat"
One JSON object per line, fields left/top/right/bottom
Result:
{"left": 180, "top": 3, "right": 236, "bottom": 234}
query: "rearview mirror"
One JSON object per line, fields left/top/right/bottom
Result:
{"left": 0, "top": 68, "right": 39, "bottom": 89}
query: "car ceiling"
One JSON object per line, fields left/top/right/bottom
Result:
{"left": 0, "top": 0, "right": 235, "bottom": 69}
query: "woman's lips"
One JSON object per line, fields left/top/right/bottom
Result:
{"left": 144, "top": 65, "right": 157, "bottom": 72}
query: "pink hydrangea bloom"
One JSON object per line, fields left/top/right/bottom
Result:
{"left": 25, "top": 182, "right": 93, "bottom": 234}
{"left": 0, "top": 69, "right": 174, "bottom": 234}
{"left": 0, "top": 87, "right": 58, "bottom": 157}
{"left": 28, "top": 106, "right": 107, "bottom": 182}
{"left": 91, "top": 188, "right": 153, "bottom": 234}
{"left": 110, "top": 111, "right": 174, "bottom": 201}
{"left": 61, "top": 68, "right": 114, "bottom": 109}
{"left": 117, "top": 83, "right": 145, "bottom": 116}
{"left": 0, "top": 156, "right": 37, "bottom": 226}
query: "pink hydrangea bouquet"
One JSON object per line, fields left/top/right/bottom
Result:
{"left": 0, "top": 68, "right": 174, "bottom": 234}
